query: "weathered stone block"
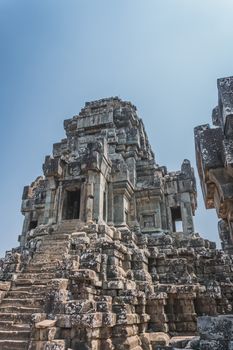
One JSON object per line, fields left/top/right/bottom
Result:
{"left": 35, "top": 319, "right": 57, "bottom": 329}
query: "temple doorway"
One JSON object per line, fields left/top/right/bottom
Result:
{"left": 171, "top": 206, "right": 182, "bottom": 232}
{"left": 63, "top": 189, "right": 81, "bottom": 220}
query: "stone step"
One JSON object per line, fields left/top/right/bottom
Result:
{"left": 37, "top": 242, "right": 69, "bottom": 248}
{"left": 0, "top": 320, "right": 14, "bottom": 328}
{"left": 11, "top": 285, "right": 47, "bottom": 293}
{"left": 26, "top": 263, "right": 57, "bottom": 272}
{"left": 17, "top": 272, "right": 55, "bottom": 280}
{"left": 0, "top": 321, "right": 30, "bottom": 331}
{"left": 0, "top": 330, "right": 30, "bottom": 340}
{"left": 56, "top": 229, "right": 75, "bottom": 234}
{"left": 38, "top": 238, "right": 70, "bottom": 245}
{"left": 35, "top": 248, "right": 69, "bottom": 255}
{"left": 33, "top": 279, "right": 50, "bottom": 285}
{"left": 0, "top": 340, "right": 28, "bottom": 350}
{"left": 27, "top": 267, "right": 57, "bottom": 274}
{"left": 14, "top": 279, "right": 34, "bottom": 286}
{"left": 40, "top": 240, "right": 70, "bottom": 247}
{"left": 1, "top": 298, "right": 44, "bottom": 308}
{"left": 32, "top": 253, "right": 67, "bottom": 259}
{"left": 7, "top": 291, "right": 43, "bottom": 299}
{"left": 0, "top": 305, "right": 40, "bottom": 314}
{"left": 39, "top": 241, "right": 70, "bottom": 247}
{"left": 32, "top": 256, "right": 64, "bottom": 263}
{"left": 58, "top": 219, "right": 79, "bottom": 225}
{"left": 33, "top": 248, "right": 67, "bottom": 254}
{"left": 39, "top": 245, "right": 70, "bottom": 251}
{"left": 33, "top": 251, "right": 66, "bottom": 257}
{"left": 36, "top": 239, "right": 69, "bottom": 245}
{"left": 28, "top": 254, "right": 61, "bottom": 264}
{"left": 0, "top": 313, "right": 32, "bottom": 323}
{"left": 13, "top": 278, "right": 48, "bottom": 287}
{"left": 43, "top": 233, "right": 71, "bottom": 240}
{"left": 26, "top": 267, "right": 56, "bottom": 273}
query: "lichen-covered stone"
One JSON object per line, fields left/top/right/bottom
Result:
{"left": 195, "top": 76, "right": 233, "bottom": 255}
{"left": 0, "top": 95, "right": 233, "bottom": 349}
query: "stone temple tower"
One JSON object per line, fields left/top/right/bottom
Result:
{"left": 1, "top": 96, "right": 233, "bottom": 350}
{"left": 20, "top": 97, "right": 197, "bottom": 247}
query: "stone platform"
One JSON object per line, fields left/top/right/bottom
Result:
{"left": 0, "top": 220, "right": 233, "bottom": 349}
{"left": 1, "top": 94, "right": 233, "bottom": 349}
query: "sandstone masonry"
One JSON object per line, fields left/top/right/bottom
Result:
{"left": 0, "top": 95, "right": 233, "bottom": 350}
{"left": 195, "top": 76, "right": 233, "bottom": 255}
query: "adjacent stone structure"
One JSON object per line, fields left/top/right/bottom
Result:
{"left": 195, "top": 76, "right": 233, "bottom": 255}
{"left": 0, "top": 96, "right": 233, "bottom": 349}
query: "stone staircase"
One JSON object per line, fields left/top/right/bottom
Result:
{"left": 2, "top": 221, "right": 230, "bottom": 349}
{"left": 0, "top": 276, "right": 47, "bottom": 349}
{"left": 56, "top": 219, "right": 80, "bottom": 234}
{"left": 0, "top": 224, "right": 73, "bottom": 350}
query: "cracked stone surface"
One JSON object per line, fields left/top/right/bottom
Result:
{"left": 0, "top": 94, "right": 233, "bottom": 349}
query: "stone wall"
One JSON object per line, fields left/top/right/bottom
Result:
{"left": 20, "top": 97, "right": 197, "bottom": 245}
{"left": 195, "top": 76, "right": 233, "bottom": 255}
{"left": 0, "top": 96, "right": 232, "bottom": 349}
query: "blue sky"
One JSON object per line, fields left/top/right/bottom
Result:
{"left": 1, "top": 0, "right": 233, "bottom": 256}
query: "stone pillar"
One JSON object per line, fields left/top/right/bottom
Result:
{"left": 86, "top": 178, "right": 94, "bottom": 223}
{"left": 160, "top": 199, "right": 169, "bottom": 230}
{"left": 43, "top": 189, "right": 53, "bottom": 224}
{"left": 125, "top": 157, "right": 136, "bottom": 187}
{"left": 180, "top": 193, "right": 194, "bottom": 234}
{"left": 113, "top": 193, "right": 125, "bottom": 226}
{"left": 93, "top": 172, "right": 106, "bottom": 224}
{"left": 129, "top": 195, "right": 139, "bottom": 229}
{"left": 146, "top": 293, "right": 168, "bottom": 333}
{"left": 107, "top": 183, "right": 114, "bottom": 225}
{"left": 57, "top": 182, "right": 64, "bottom": 223}
{"left": 20, "top": 211, "right": 31, "bottom": 246}
{"left": 154, "top": 199, "right": 162, "bottom": 229}
{"left": 52, "top": 182, "right": 62, "bottom": 224}
{"left": 43, "top": 178, "right": 57, "bottom": 225}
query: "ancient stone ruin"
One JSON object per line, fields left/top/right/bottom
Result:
{"left": 195, "top": 76, "right": 233, "bottom": 256}
{"left": 1, "top": 89, "right": 233, "bottom": 350}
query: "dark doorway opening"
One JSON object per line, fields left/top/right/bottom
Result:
{"left": 171, "top": 206, "right": 182, "bottom": 232}
{"left": 103, "top": 191, "right": 107, "bottom": 222}
{"left": 64, "top": 189, "right": 81, "bottom": 220}
{"left": 29, "top": 220, "right": 38, "bottom": 230}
